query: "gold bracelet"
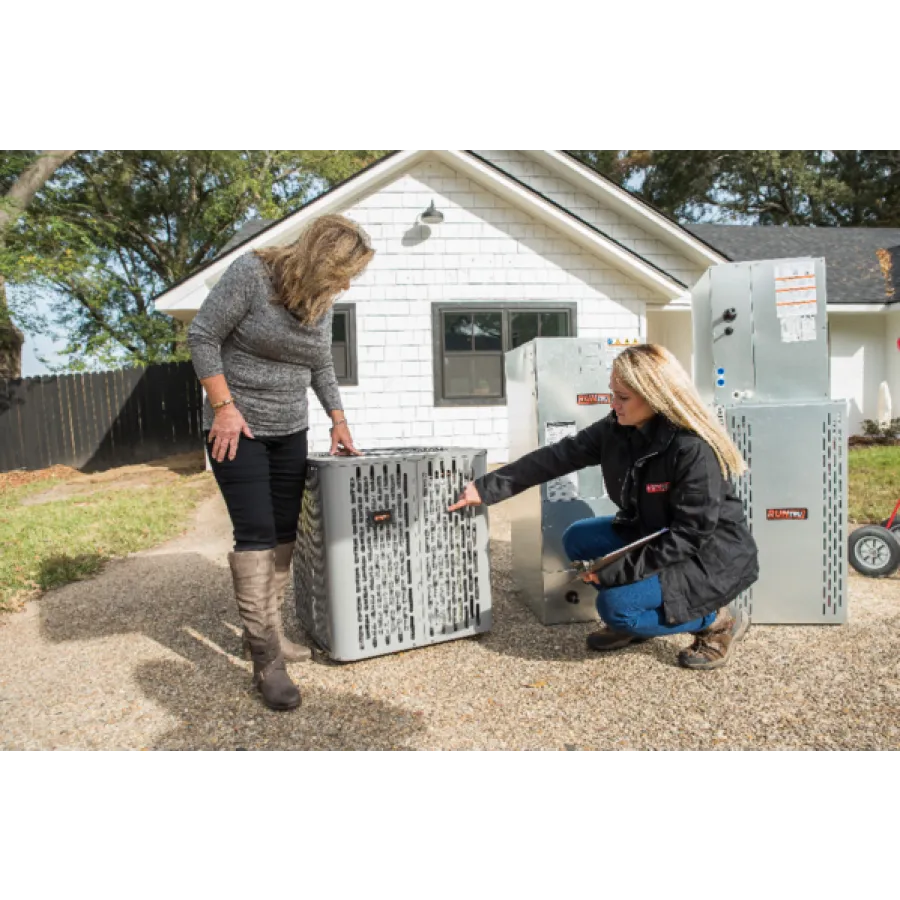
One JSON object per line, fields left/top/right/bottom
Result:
{"left": 330, "top": 418, "right": 348, "bottom": 431}
{"left": 211, "top": 398, "right": 234, "bottom": 411}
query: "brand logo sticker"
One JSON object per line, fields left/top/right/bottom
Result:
{"left": 767, "top": 508, "right": 808, "bottom": 521}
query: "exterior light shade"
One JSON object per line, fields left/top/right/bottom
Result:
{"left": 420, "top": 201, "right": 444, "bottom": 226}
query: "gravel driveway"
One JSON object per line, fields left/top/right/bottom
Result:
{"left": 1, "top": 493, "right": 898, "bottom": 751}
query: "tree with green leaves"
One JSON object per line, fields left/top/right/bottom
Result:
{"left": 0, "top": 151, "right": 77, "bottom": 378}
{"left": 2, "top": 150, "right": 388, "bottom": 372}
{"left": 568, "top": 150, "right": 900, "bottom": 227}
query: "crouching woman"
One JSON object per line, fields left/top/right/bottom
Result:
{"left": 449, "top": 344, "right": 759, "bottom": 670}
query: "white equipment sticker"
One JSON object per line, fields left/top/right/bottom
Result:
{"left": 545, "top": 422, "right": 579, "bottom": 503}
{"left": 775, "top": 260, "right": 818, "bottom": 319}
{"left": 780, "top": 314, "right": 818, "bottom": 343}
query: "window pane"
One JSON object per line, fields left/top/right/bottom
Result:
{"left": 444, "top": 314, "right": 474, "bottom": 351}
{"left": 510, "top": 312, "right": 540, "bottom": 349}
{"left": 473, "top": 312, "right": 502, "bottom": 351}
{"left": 332, "top": 312, "right": 347, "bottom": 343}
{"left": 540, "top": 311, "right": 569, "bottom": 338}
{"left": 332, "top": 344, "right": 348, "bottom": 380}
{"left": 444, "top": 355, "right": 504, "bottom": 399}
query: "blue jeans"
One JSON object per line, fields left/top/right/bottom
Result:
{"left": 562, "top": 516, "right": 717, "bottom": 638}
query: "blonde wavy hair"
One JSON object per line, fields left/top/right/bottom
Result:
{"left": 255, "top": 214, "right": 375, "bottom": 325}
{"left": 612, "top": 344, "right": 747, "bottom": 478}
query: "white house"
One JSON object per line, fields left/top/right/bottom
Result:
{"left": 154, "top": 150, "right": 900, "bottom": 462}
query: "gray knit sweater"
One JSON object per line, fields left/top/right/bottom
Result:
{"left": 187, "top": 253, "right": 343, "bottom": 437}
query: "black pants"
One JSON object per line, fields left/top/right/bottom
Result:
{"left": 207, "top": 430, "right": 308, "bottom": 552}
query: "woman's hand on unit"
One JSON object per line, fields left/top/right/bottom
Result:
{"left": 448, "top": 482, "right": 483, "bottom": 513}
{"left": 329, "top": 419, "right": 362, "bottom": 457}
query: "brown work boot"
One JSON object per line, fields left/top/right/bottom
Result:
{"left": 586, "top": 628, "right": 651, "bottom": 653}
{"left": 678, "top": 608, "right": 750, "bottom": 671}
{"left": 242, "top": 542, "right": 311, "bottom": 663}
{"left": 229, "top": 550, "right": 301, "bottom": 712}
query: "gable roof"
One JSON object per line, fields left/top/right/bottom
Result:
{"left": 153, "top": 150, "right": 694, "bottom": 312}
{"left": 154, "top": 154, "right": 900, "bottom": 315}
{"left": 437, "top": 144, "right": 687, "bottom": 300}
{"left": 536, "top": 151, "right": 727, "bottom": 267}
{"left": 687, "top": 225, "right": 900, "bottom": 305}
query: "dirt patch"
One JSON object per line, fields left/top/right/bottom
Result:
{"left": 0, "top": 465, "right": 81, "bottom": 490}
{"left": 95, "top": 452, "right": 206, "bottom": 479}
{"left": 3, "top": 452, "right": 208, "bottom": 505}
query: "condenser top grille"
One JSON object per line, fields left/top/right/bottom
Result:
{"left": 309, "top": 447, "right": 481, "bottom": 466}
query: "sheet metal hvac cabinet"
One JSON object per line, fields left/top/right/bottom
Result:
{"left": 506, "top": 338, "right": 626, "bottom": 626}
{"left": 692, "top": 257, "right": 847, "bottom": 625}
{"left": 293, "top": 447, "right": 492, "bottom": 661}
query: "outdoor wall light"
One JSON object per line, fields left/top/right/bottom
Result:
{"left": 419, "top": 201, "right": 444, "bottom": 226}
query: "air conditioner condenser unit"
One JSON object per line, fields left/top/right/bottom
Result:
{"left": 293, "top": 447, "right": 493, "bottom": 662}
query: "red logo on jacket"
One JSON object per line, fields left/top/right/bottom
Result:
{"left": 646, "top": 483, "right": 670, "bottom": 494}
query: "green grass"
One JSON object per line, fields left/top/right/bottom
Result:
{"left": 848, "top": 445, "right": 900, "bottom": 524}
{"left": 0, "top": 474, "right": 216, "bottom": 613}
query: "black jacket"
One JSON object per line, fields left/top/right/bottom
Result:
{"left": 475, "top": 413, "right": 759, "bottom": 626}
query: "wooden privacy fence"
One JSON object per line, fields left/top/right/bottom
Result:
{"left": 0, "top": 362, "right": 205, "bottom": 473}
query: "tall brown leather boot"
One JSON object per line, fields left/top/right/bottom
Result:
{"left": 242, "top": 542, "right": 311, "bottom": 663}
{"left": 229, "top": 550, "right": 301, "bottom": 711}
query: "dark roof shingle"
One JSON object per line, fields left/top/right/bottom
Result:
{"left": 686, "top": 225, "right": 900, "bottom": 305}
{"left": 216, "top": 219, "right": 276, "bottom": 258}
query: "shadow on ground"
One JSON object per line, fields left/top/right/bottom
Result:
{"left": 38, "top": 553, "right": 106, "bottom": 592}
{"left": 479, "top": 536, "right": 691, "bottom": 668}
{"left": 38, "top": 552, "right": 425, "bottom": 750}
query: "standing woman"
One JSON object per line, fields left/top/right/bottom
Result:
{"left": 450, "top": 344, "right": 759, "bottom": 671}
{"left": 188, "top": 215, "right": 374, "bottom": 711}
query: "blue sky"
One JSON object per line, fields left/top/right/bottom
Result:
{"left": 16, "top": 292, "right": 67, "bottom": 377}
{"left": 21, "top": 330, "right": 66, "bottom": 377}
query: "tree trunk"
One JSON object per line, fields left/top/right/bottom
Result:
{"left": 0, "top": 276, "right": 24, "bottom": 380}
{"left": 0, "top": 151, "right": 77, "bottom": 378}
{"left": 0, "top": 151, "right": 77, "bottom": 234}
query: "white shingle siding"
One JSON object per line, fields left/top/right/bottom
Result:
{"left": 307, "top": 159, "right": 648, "bottom": 463}
{"left": 473, "top": 150, "right": 707, "bottom": 288}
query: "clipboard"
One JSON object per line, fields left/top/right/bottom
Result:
{"left": 568, "top": 527, "right": 670, "bottom": 581}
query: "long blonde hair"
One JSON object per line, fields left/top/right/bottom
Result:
{"left": 255, "top": 214, "right": 375, "bottom": 325}
{"left": 612, "top": 344, "right": 747, "bottom": 478}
